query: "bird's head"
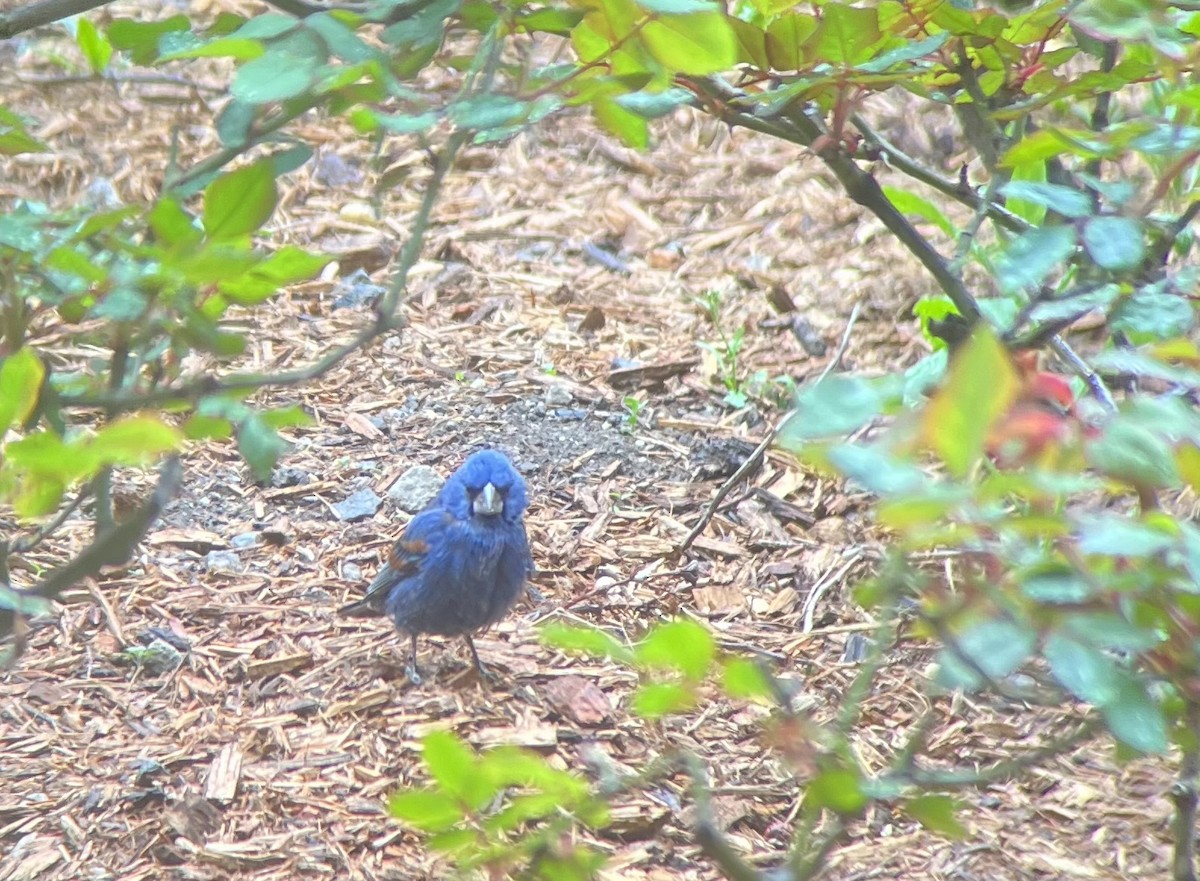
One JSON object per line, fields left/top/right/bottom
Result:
{"left": 444, "top": 449, "right": 528, "bottom": 524}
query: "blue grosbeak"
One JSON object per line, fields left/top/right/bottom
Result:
{"left": 340, "top": 449, "right": 532, "bottom": 682}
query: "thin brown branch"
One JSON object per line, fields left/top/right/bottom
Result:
{"left": 1171, "top": 701, "right": 1200, "bottom": 881}
{"left": 680, "top": 303, "right": 862, "bottom": 553}
{"left": 0, "top": 0, "right": 110, "bottom": 39}
{"left": 1, "top": 456, "right": 182, "bottom": 655}
{"left": 683, "top": 754, "right": 764, "bottom": 881}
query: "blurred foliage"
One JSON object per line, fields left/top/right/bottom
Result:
{"left": 0, "top": 0, "right": 1197, "bottom": 875}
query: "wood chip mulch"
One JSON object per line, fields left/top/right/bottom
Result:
{"left": 0, "top": 17, "right": 1176, "bottom": 881}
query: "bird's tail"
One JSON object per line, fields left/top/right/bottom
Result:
{"left": 338, "top": 596, "right": 386, "bottom": 618}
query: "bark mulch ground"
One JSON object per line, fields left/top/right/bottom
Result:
{"left": 0, "top": 13, "right": 1176, "bottom": 881}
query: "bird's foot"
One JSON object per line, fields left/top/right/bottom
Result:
{"left": 404, "top": 662, "right": 424, "bottom": 686}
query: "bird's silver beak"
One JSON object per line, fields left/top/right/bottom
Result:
{"left": 473, "top": 482, "right": 503, "bottom": 516}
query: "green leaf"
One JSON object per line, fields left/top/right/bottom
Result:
{"left": 231, "top": 48, "right": 318, "bottom": 104}
{"left": 183, "top": 414, "right": 233, "bottom": 440}
{"left": 857, "top": 31, "right": 948, "bottom": 72}
{"left": 1060, "top": 612, "right": 1160, "bottom": 652}
{"left": 1099, "top": 673, "right": 1168, "bottom": 754}
{"left": 883, "top": 186, "right": 954, "bottom": 237}
{"left": 765, "top": 13, "right": 818, "bottom": 70}
{"left": 538, "top": 622, "right": 634, "bottom": 664}
{"left": 1111, "top": 287, "right": 1195, "bottom": 342}
{"left": 1074, "top": 512, "right": 1174, "bottom": 557}
{"left": 237, "top": 413, "right": 288, "bottom": 482}
{"left": 936, "top": 618, "right": 1035, "bottom": 691}
{"left": 777, "top": 374, "right": 882, "bottom": 445}
{"left": 903, "top": 794, "right": 966, "bottom": 839}
{"left": 260, "top": 404, "right": 314, "bottom": 429}
{"left": 630, "top": 680, "right": 695, "bottom": 718}
{"left": 1027, "top": 284, "right": 1120, "bottom": 325}
{"left": 89, "top": 288, "right": 149, "bottom": 322}
{"left": 89, "top": 416, "right": 183, "bottom": 465}
{"left": 1082, "top": 216, "right": 1145, "bottom": 271}
{"left": 76, "top": 18, "right": 114, "bottom": 73}
{"left": 149, "top": 197, "right": 201, "bottom": 247}
{"left": 0, "top": 111, "right": 48, "bottom": 155}
{"left": 107, "top": 16, "right": 191, "bottom": 64}
{"left": 827, "top": 444, "right": 929, "bottom": 496}
{"left": 635, "top": 619, "right": 714, "bottom": 679}
{"left": 592, "top": 97, "right": 649, "bottom": 149}
{"left": 159, "top": 37, "right": 265, "bottom": 61}
{"left": 809, "top": 3, "right": 880, "bottom": 65}
{"left": 305, "top": 12, "right": 378, "bottom": 62}
{"left": 421, "top": 731, "right": 494, "bottom": 809}
{"left": 1000, "top": 181, "right": 1093, "bottom": 219}
{"left": 203, "top": 161, "right": 277, "bottom": 242}
{"left": 1086, "top": 420, "right": 1179, "bottom": 489}
{"left": 923, "top": 327, "right": 1018, "bottom": 477}
{"left": 641, "top": 12, "right": 735, "bottom": 75}
{"left": 230, "top": 13, "right": 297, "bottom": 39}
{"left": 449, "top": 95, "right": 529, "bottom": 131}
{"left": 807, "top": 766, "right": 867, "bottom": 814}
{"left": 721, "top": 657, "right": 774, "bottom": 700}
{"left": 996, "top": 225, "right": 1077, "bottom": 294}
{"left": 1020, "top": 564, "right": 1092, "bottom": 603}
{"left": 1045, "top": 633, "right": 1120, "bottom": 706}
{"left": 616, "top": 88, "right": 692, "bottom": 119}
{"left": 1092, "top": 348, "right": 1200, "bottom": 388}
{"left": 517, "top": 7, "right": 585, "bottom": 34}
{"left": 0, "top": 348, "right": 46, "bottom": 435}
{"left": 635, "top": 0, "right": 718, "bottom": 11}
{"left": 0, "top": 584, "right": 53, "bottom": 617}
{"left": 381, "top": 0, "right": 461, "bottom": 45}
{"left": 216, "top": 100, "right": 257, "bottom": 148}
{"left": 388, "top": 789, "right": 463, "bottom": 832}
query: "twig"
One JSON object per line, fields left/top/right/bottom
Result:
{"left": 801, "top": 551, "right": 862, "bottom": 633}
{"left": 10, "top": 486, "right": 91, "bottom": 554}
{"left": 0, "top": 0, "right": 110, "bottom": 39}
{"left": 851, "top": 114, "right": 1029, "bottom": 235}
{"left": 680, "top": 303, "right": 862, "bottom": 553}
{"left": 1, "top": 456, "right": 182, "bottom": 654}
{"left": 1049, "top": 335, "right": 1117, "bottom": 413}
{"left": 682, "top": 753, "right": 763, "bottom": 881}
{"left": 1171, "top": 701, "right": 1200, "bottom": 881}
{"left": 902, "top": 717, "right": 1102, "bottom": 789}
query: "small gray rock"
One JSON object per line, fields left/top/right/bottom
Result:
{"left": 230, "top": 532, "right": 259, "bottom": 549}
{"left": 543, "top": 385, "right": 573, "bottom": 407}
{"left": 332, "top": 488, "right": 383, "bottom": 521}
{"left": 387, "top": 464, "right": 443, "bottom": 513}
{"left": 342, "top": 562, "right": 363, "bottom": 582}
{"left": 204, "top": 550, "right": 242, "bottom": 573}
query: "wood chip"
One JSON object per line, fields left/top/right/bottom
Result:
{"left": 542, "top": 675, "right": 613, "bottom": 725}
{"left": 205, "top": 743, "right": 244, "bottom": 802}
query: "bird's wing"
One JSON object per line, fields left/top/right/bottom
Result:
{"left": 338, "top": 508, "right": 456, "bottom": 617}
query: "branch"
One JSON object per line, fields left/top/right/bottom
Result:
{"left": 679, "top": 302, "right": 861, "bottom": 552}
{"left": 63, "top": 128, "right": 468, "bottom": 414}
{"left": 0, "top": 0, "right": 111, "bottom": 39}
{"left": 689, "top": 77, "right": 981, "bottom": 324}
{"left": 900, "top": 717, "right": 1102, "bottom": 789}
{"left": 1049, "top": 336, "right": 1117, "bottom": 413}
{"left": 851, "top": 114, "right": 1029, "bottom": 235}
{"left": 682, "top": 753, "right": 764, "bottom": 881}
{"left": 1170, "top": 701, "right": 1200, "bottom": 881}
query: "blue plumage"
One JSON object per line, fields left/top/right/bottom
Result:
{"left": 340, "top": 449, "right": 532, "bottom": 681}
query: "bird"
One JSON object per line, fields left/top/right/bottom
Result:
{"left": 339, "top": 449, "right": 532, "bottom": 683}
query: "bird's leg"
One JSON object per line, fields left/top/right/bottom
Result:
{"left": 405, "top": 634, "right": 423, "bottom": 685}
{"left": 463, "top": 634, "right": 492, "bottom": 680}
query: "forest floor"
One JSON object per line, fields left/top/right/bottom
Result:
{"left": 0, "top": 4, "right": 1178, "bottom": 880}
